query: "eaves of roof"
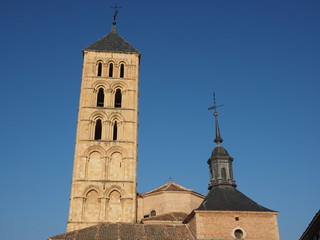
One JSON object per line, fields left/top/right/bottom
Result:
{"left": 196, "top": 186, "right": 276, "bottom": 212}
{"left": 84, "top": 30, "right": 140, "bottom": 54}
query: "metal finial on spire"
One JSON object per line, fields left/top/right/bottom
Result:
{"left": 110, "top": 3, "right": 121, "bottom": 26}
{"left": 208, "top": 92, "right": 223, "bottom": 145}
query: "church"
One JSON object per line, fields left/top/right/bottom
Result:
{"left": 48, "top": 14, "right": 280, "bottom": 240}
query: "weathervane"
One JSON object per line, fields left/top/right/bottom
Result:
{"left": 208, "top": 92, "right": 223, "bottom": 145}
{"left": 110, "top": 3, "right": 121, "bottom": 25}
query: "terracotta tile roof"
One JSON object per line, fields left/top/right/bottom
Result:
{"left": 142, "top": 212, "right": 188, "bottom": 222}
{"left": 48, "top": 223, "right": 195, "bottom": 240}
{"left": 144, "top": 182, "right": 192, "bottom": 194}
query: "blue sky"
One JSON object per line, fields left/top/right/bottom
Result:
{"left": 0, "top": 0, "right": 319, "bottom": 239}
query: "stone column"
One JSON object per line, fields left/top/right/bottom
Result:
{"left": 105, "top": 198, "right": 110, "bottom": 220}
{"left": 100, "top": 197, "right": 106, "bottom": 221}
{"left": 81, "top": 197, "right": 86, "bottom": 221}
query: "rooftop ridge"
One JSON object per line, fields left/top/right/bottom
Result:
{"left": 197, "top": 185, "right": 275, "bottom": 212}
{"left": 142, "top": 212, "right": 188, "bottom": 222}
{"left": 144, "top": 181, "right": 192, "bottom": 195}
{"left": 49, "top": 223, "right": 196, "bottom": 240}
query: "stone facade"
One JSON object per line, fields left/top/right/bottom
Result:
{"left": 53, "top": 25, "right": 282, "bottom": 240}
{"left": 185, "top": 210, "right": 279, "bottom": 240}
{"left": 137, "top": 182, "right": 205, "bottom": 222}
{"left": 67, "top": 39, "right": 140, "bottom": 232}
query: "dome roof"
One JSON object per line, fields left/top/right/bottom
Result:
{"left": 211, "top": 145, "right": 231, "bottom": 158}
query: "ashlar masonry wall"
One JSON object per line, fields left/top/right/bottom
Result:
{"left": 67, "top": 49, "right": 140, "bottom": 232}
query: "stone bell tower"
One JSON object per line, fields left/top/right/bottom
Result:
{"left": 66, "top": 22, "right": 140, "bottom": 231}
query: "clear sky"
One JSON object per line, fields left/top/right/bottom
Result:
{"left": 0, "top": 0, "right": 319, "bottom": 239}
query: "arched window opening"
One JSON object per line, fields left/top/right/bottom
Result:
{"left": 109, "top": 63, "right": 114, "bottom": 77}
{"left": 120, "top": 64, "right": 124, "bottom": 78}
{"left": 114, "top": 89, "right": 122, "bottom": 108}
{"left": 84, "top": 190, "right": 99, "bottom": 221}
{"left": 108, "top": 190, "right": 122, "bottom": 222}
{"left": 94, "top": 119, "right": 102, "bottom": 140}
{"left": 87, "top": 152, "right": 102, "bottom": 180}
{"left": 109, "top": 152, "right": 123, "bottom": 180}
{"left": 150, "top": 210, "right": 156, "bottom": 217}
{"left": 97, "top": 88, "right": 104, "bottom": 107}
{"left": 113, "top": 121, "right": 118, "bottom": 141}
{"left": 221, "top": 167, "right": 227, "bottom": 181}
{"left": 97, "top": 62, "right": 102, "bottom": 77}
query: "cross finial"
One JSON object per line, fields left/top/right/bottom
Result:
{"left": 169, "top": 177, "right": 173, "bottom": 183}
{"left": 208, "top": 92, "right": 223, "bottom": 116}
{"left": 208, "top": 92, "right": 223, "bottom": 145}
{"left": 110, "top": 3, "right": 122, "bottom": 26}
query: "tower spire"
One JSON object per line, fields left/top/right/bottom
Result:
{"left": 208, "top": 92, "right": 223, "bottom": 145}
{"left": 207, "top": 92, "right": 236, "bottom": 189}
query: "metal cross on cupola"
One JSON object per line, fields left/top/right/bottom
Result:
{"left": 208, "top": 92, "right": 223, "bottom": 145}
{"left": 111, "top": 3, "right": 122, "bottom": 25}
{"left": 208, "top": 92, "right": 223, "bottom": 116}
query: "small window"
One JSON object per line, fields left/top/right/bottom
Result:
{"left": 97, "top": 62, "right": 102, "bottom": 77}
{"left": 150, "top": 210, "right": 156, "bottom": 217}
{"left": 221, "top": 167, "right": 227, "bottom": 181}
{"left": 120, "top": 63, "right": 124, "bottom": 78}
{"left": 97, "top": 88, "right": 104, "bottom": 107}
{"left": 234, "top": 229, "right": 243, "bottom": 239}
{"left": 94, "top": 119, "right": 102, "bottom": 140}
{"left": 113, "top": 121, "right": 118, "bottom": 141}
{"left": 109, "top": 63, "right": 113, "bottom": 77}
{"left": 114, "top": 89, "right": 122, "bottom": 108}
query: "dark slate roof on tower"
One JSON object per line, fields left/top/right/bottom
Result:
{"left": 210, "top": 145, "right": 232, "bottom": 159}
{"left": 48, "top": 223, "right": 196, "bottom": 240}
{"left": 197, "top": 185, "right": 275, "bottom": 212}
{"left": 84, "top": 28, "right": 139, "bottom": 53}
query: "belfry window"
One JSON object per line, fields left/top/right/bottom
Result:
{"left": 109, "top": 63, "right": 113, "bottom": 77}
{"left": 97, "top": 88, "right": 104, "bottom": 107}
{"left": 113, "top": 121, "right": 118, "bottom": 141}
{"left": 120, "top": 64, "right": 124, "bottom": 78}
{"left": 94, "top": 119, "right": 102, "bottom": 140}
{"left": 114, "top": 89, "right": 122, "bottom": 108}
{"left": 97, "top": 62, "right": 102, "bottom": 77}
{"left": 221, "top": 167, "right": 227, "bottom": 181}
